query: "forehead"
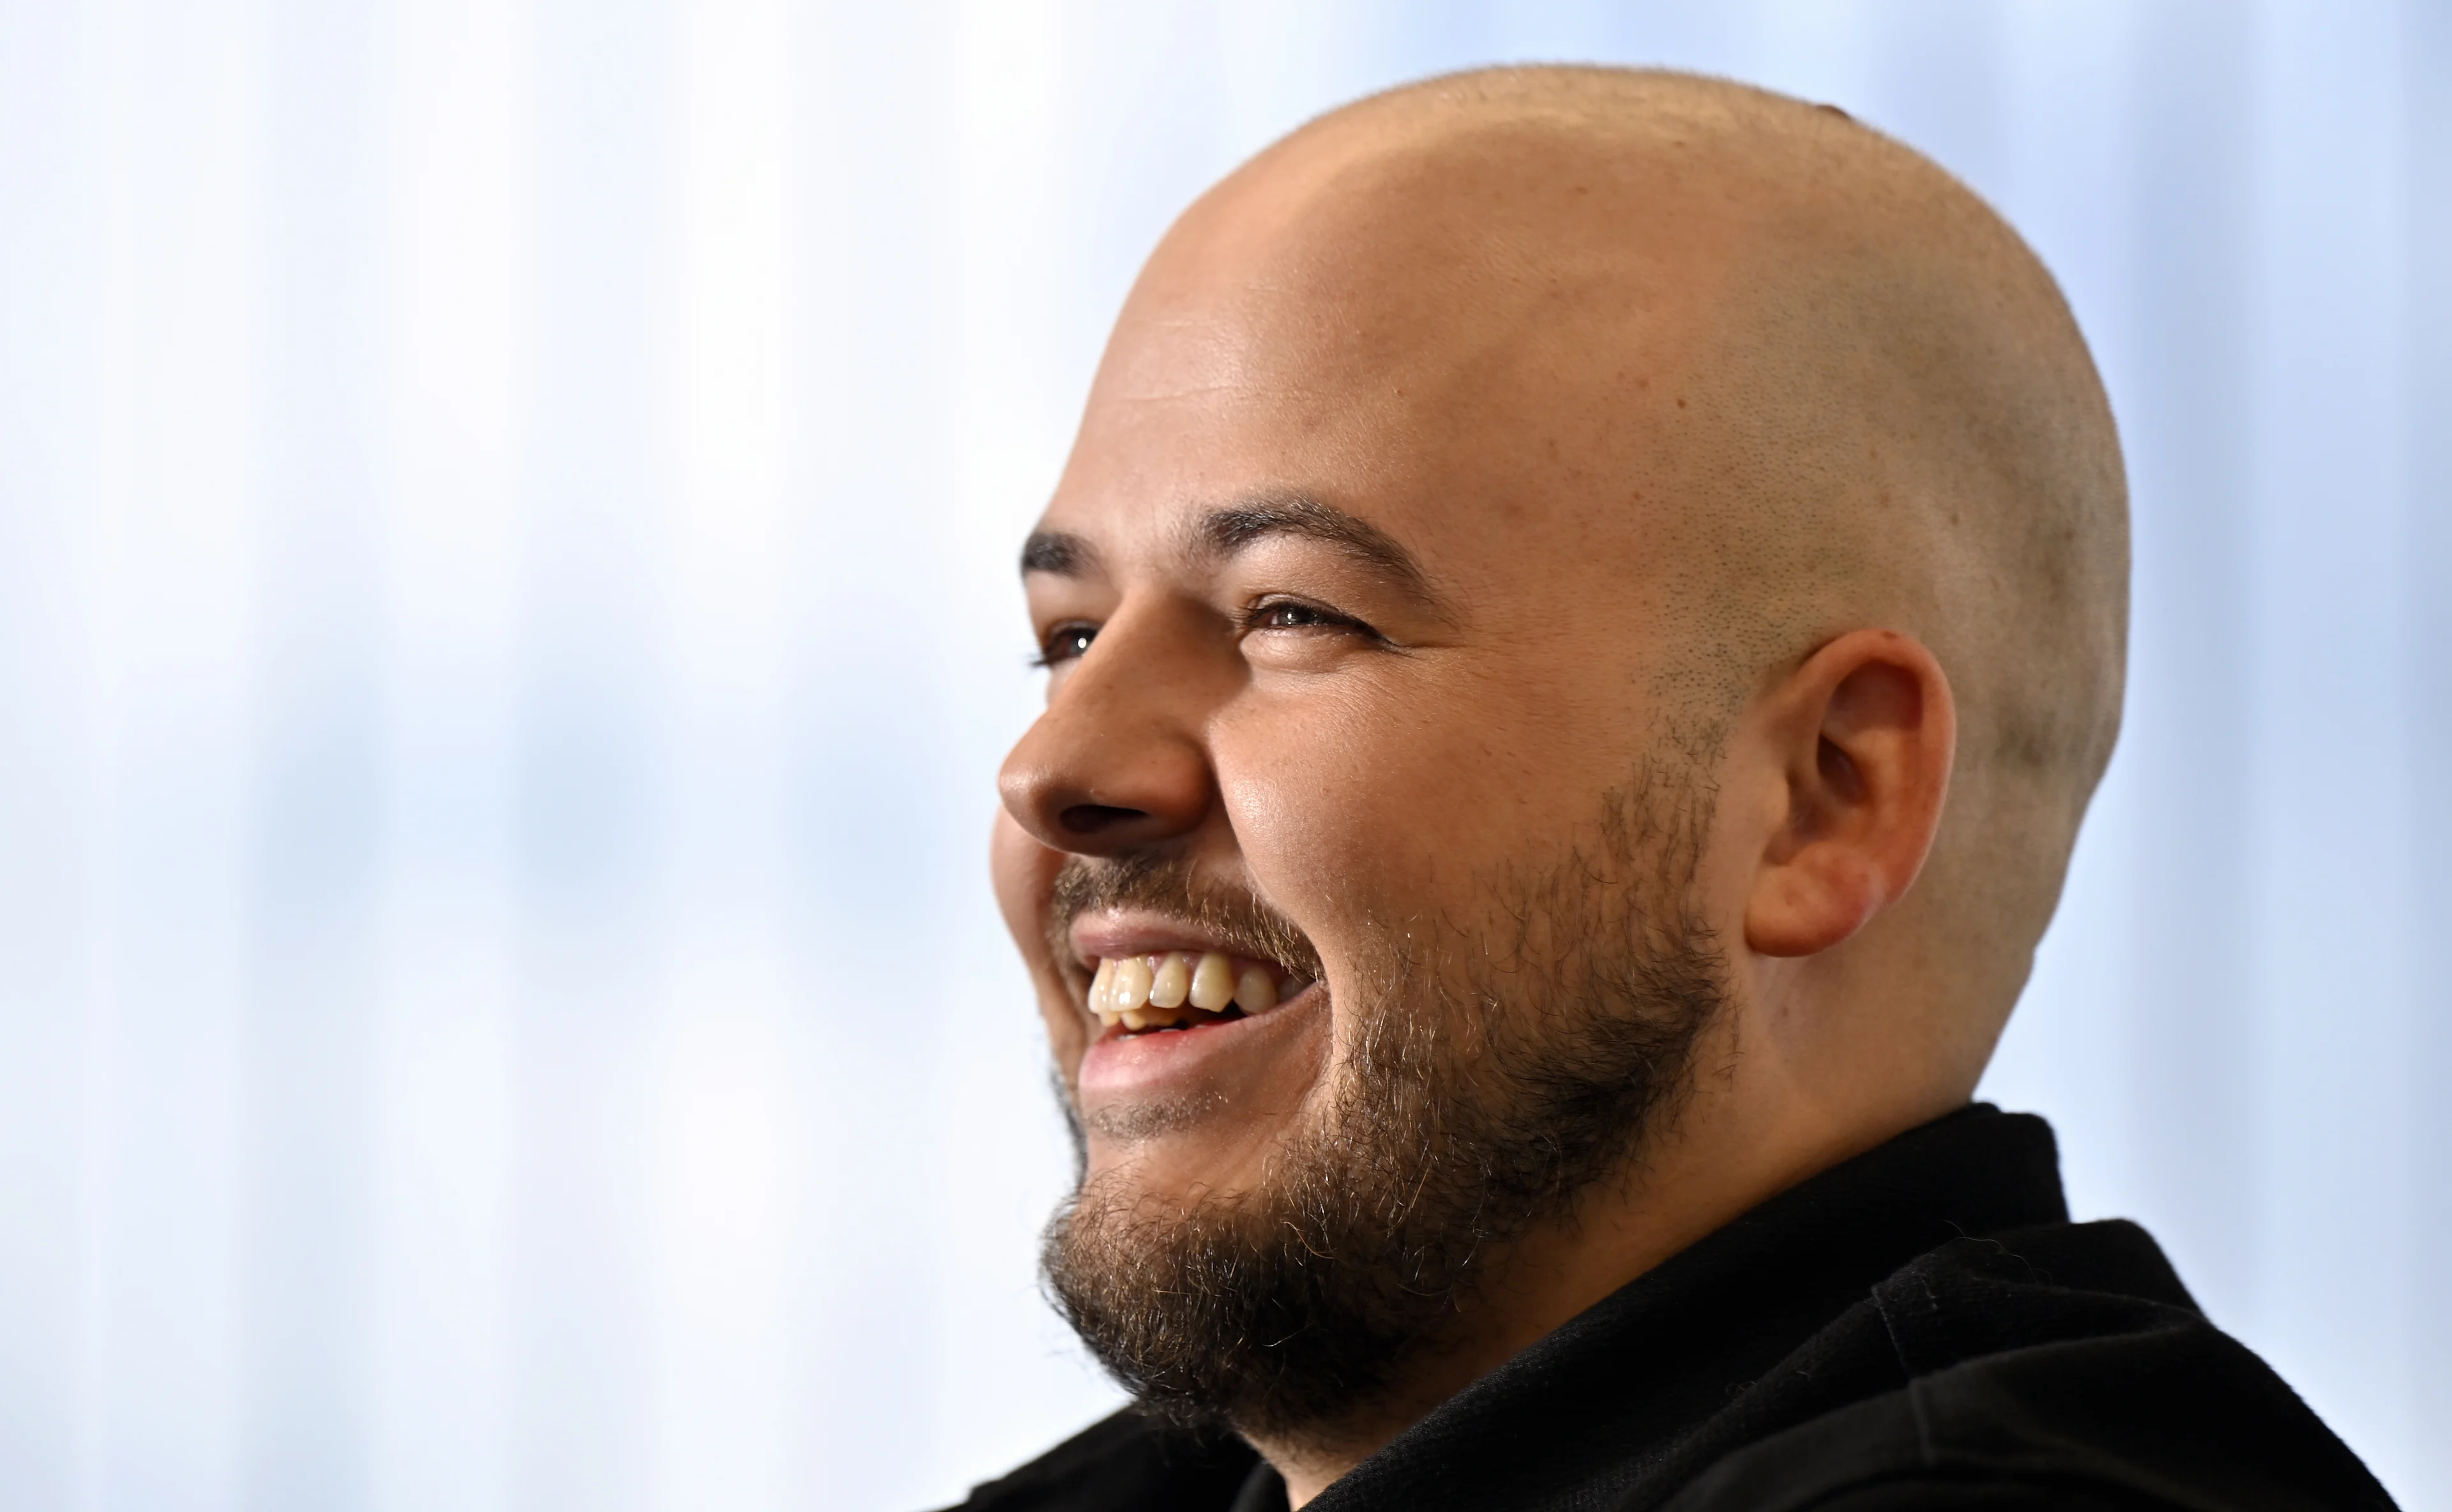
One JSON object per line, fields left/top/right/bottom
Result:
{"left": 1041, "top": 176, "right": 1727, "bottom": 595}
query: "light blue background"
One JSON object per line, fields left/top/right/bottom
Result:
{"left": 0, "top": 1, "right": 2442, "bottom": 1508}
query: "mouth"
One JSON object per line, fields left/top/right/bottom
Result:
{"left": 1082, "top": 950, "right": 1315, "bottom": 1040}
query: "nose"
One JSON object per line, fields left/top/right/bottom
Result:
{"left": 997, "top": 607, "right": 1220, "bottom": 857}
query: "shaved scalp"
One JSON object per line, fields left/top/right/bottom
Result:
{"left": 1145, "top": 66, "right": 2128, "bottom": 1063}
{"left": 1016, "top": 66, "right": 2133, "bottom": 1470}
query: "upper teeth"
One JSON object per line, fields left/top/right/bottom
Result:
{"left": 1086, "top": 951, "right": 1297, "bottom": 1031}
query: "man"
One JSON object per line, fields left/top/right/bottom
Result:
{"left": 960, "top": 67, "right": 2393, "bottom": 1511}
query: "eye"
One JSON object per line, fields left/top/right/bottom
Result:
{"left": 1252, "top": 601, "right": 1331, "bottom": 630}
{"left": 1242, "top": 597, "right": 1372, "bottom": 636}
{"left": 1031, "top": 621, "right": 1099, "bottom": 669}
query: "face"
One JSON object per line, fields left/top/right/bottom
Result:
{"left": 994, "top": 159, "right": 1744, "bottom": 1428}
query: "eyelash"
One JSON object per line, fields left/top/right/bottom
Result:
{"left": 1238, "top": 596, "right": 1370, "bottom": 637}
{"left": 1028, "top": 623, "right": 1098, "bottom": 670}
{"left": 1029, "top": 598, "right": 1378, "bottom": 669}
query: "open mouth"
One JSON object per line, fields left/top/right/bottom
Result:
{"left": 1084, "top": 951, "right": 1314, "bottom": 1038}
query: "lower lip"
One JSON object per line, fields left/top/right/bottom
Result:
{"left": 1075, "top": 985, "right": 1324, "bottom": 1101}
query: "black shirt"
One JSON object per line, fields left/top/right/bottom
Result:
{"left": 948, "top": 1105, "right": 2395, "bottom": 1511}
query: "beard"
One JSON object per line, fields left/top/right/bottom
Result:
{"left": 1039, "top": 759, "right": 1730, "bottom": 1448}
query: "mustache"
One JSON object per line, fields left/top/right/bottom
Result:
{"left": 1047, "top": 854, "right": 1324, "bottom": 981}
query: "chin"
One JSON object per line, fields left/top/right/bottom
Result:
{"left": 1080, "top": 1112, "right": 1289, "bottom": 1203}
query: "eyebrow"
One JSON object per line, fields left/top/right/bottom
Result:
{"left": 1020, "top": 494, "right": 1455, "bottom": 619}
{"left": 1189, "top": 494, "right": 1433, "bottom": 593}
{"left": 1019, "top": 529, "right": 1093, "bottom": 576}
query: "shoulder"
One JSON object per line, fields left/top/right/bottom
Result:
{"left": 940, "top": 1409, "right": 1258, "bottom": 1512}
{"left": 1658, "top": 1220, "right": 2397, "bottom": 1512}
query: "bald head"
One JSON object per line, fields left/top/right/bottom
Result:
{"left": 1089, "top": 65, "right": 2126, "bottom": 1055}
{"left": 1003, "top": 67, "right": 2129, "bottom": 1483}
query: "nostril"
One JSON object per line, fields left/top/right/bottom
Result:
{"left": 1058, "top": 803, "right": 1145, "bottom": 836}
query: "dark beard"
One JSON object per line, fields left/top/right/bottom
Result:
{"left": 1039, "top": 764, "right": 1729, "bottom": 1447}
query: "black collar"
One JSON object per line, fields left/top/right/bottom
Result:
{"left": 959, "top": 1103, "right": 2391, "bottom": 1511}
{"left": 1287, "top": 1103, "right": 2068, "bottom": 1511}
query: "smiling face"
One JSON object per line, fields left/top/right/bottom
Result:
{"left": 992, "top": 119, "right": 1767, "bottom": 1433}
{"left": 998, "top": 142, "right": 1739, "bottom": 1208}
{"left": 993, "top": 68, "right": 2127, "bottom": 1474}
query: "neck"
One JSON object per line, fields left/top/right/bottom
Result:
{"left": 1239, "top": 1319, "right": 1531, "bottom": 1507}
{"left": 1243, "top": 1092, "right": 1899, "bottom": 1505}
{"left": 1238, "top": 1180, "right": 1743, "bottom": 1503}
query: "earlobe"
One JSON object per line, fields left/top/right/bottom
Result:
{"left": 1742, "top": 630, "right": 1955, "bottom": 959}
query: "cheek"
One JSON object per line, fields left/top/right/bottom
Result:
{"left": 1218, "top": 701, "right": 1438, "bottom": 909}
{"left": 1039, "top": 985, "right": 1090, "bottom": 1075}
{"left": 992, "top": 811, "right": 1087, "bottom": 1068}
{"left": 1216, "top": 676, "right": 1616, "bottom": 913}
{"left": 990, "top": 809, "right": 1062, "bottom": 957}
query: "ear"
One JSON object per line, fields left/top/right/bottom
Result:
{"left": 1744, "top": 628, "right": 1956, "bottom": 958}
